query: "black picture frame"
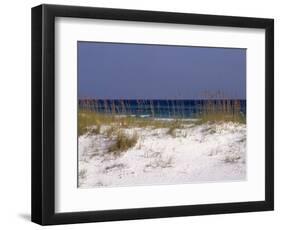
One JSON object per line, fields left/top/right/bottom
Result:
{"left": 31, "top": 4, "right": 274, "bottom": 225}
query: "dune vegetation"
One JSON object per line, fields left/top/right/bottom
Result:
{"left": 78, "top": 98, "right": 245, "bottom": 136}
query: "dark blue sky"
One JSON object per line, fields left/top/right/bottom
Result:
{"left": 78, "top": 42, "right": 246, "bottom": 100}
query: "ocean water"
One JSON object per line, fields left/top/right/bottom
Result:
{"left": 78, "top": 99, "right": 246, "bottom": 118}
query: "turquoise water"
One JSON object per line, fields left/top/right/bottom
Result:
{"left": 79, "top": 99, "right": 246, "bottom": 118}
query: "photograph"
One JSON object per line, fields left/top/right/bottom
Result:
{"left": 30, "top": 3, "right": 274, "bottom": 225}
{"left": 77, "top": 42, "right": 247, "bottom": 188}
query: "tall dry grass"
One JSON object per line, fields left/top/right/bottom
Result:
{"left": 197, "top": 91, "right": 246, "bottom": 124}
{"left": 78, "top": 109, "right": 190, "bottom": 136}
{"left": 78, "top": 91, "right": 246, "bottom": 136}
{"left": 108, "top": 131, "right": 138, "bottom": 154}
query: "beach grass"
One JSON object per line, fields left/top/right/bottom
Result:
{"left": 78, "top": 97, "right": 246, "bottom": 136}
{"left": 78, "top": 110, "right": 191, "bottom": 136}
{"left": 196, "top": 112, "right": 246, "bottom": 124}
{"left": 108, "top": 131, "right": 138, "bottom": 154}
{"left": 166, "top": 120, "right": 183, "bottom": 137}
{"left": 195, "top": 99, "right": 246, "bottom": 124}
{"left": 78, "top": 100, "right": 245, "bottom": 155}
{"left": 78, "top": 109, "right": 245, "bottom": 137}
{"left": 78, "top": 110, "right": 115, "bottom": 136}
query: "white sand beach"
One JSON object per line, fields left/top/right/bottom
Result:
{"left": 78, "top": 121, "right": 246, "bottom": 188}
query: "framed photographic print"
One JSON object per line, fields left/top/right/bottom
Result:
{"left": 31, "top": 4, "right": 274, "bottom": 225}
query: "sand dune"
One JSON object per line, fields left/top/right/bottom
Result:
{"left": 78, "top": 121, "right": 246, "bottom": 188}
